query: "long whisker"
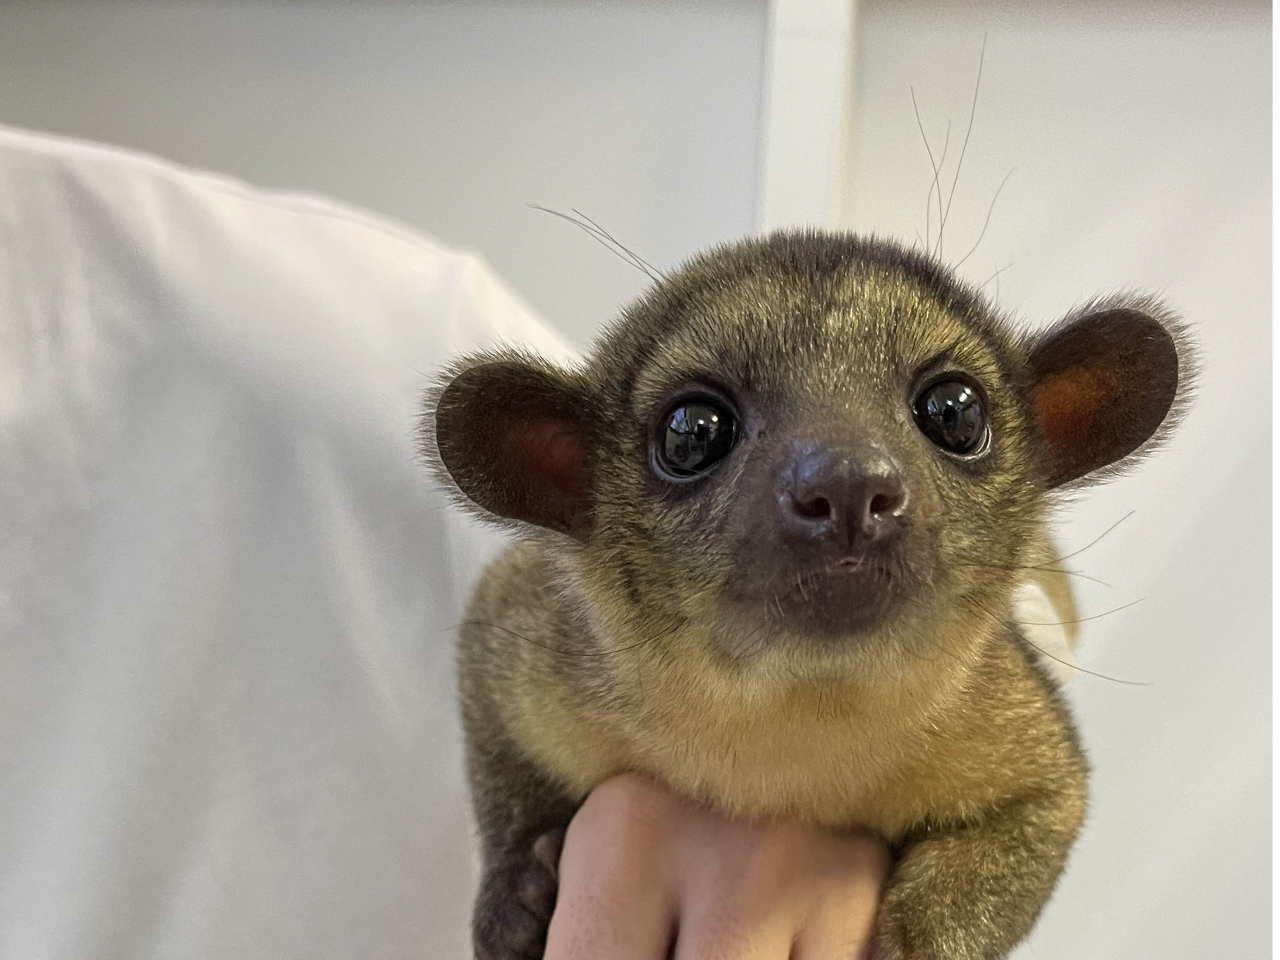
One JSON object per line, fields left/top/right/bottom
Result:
{"left": 926, "top": 118, "right": 953, "bottom": 252}
{"left": 952, "top": 167, "right": 1015, "bottom": 270}
{"left": 980, "top": 262, "right": 1013, "bottom": 290}
{"left": 960, "top": 595, "right": 1151, "bottom": 686}
{"left": 1038, "top": 511, "right": 1136, "bottom": 568}
{"left": 911, "top": 86, "right": 944, "bottom": 255}
{"left": 1014, "top": 597, "right": 1143, "bottom": 627}
{"left": 1021, "top": 635, "right": 1150, "bottom": 687}
{"left": 571, "top": 208, "right": 665, "bottom": 279}
{"left": 535, "top": 204, "right": 659, "bottom": 280}
{"left": 529, "top": 205, "right": 662, "bottom": 282}
{"left": 545, "top": 203, "right": 655, "bottom": 276}
{"left": 950, "top": 560, "right": 1111, "bottom": 588}
{"left": 938, "top": 32, "right": 987, "bottom": 259}
{"left": 563, "top": 207, "right": 662, "bottom": 282}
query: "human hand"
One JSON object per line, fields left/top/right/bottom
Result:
{"left": 541, "top": 772, "right": 892, "bottom": 959}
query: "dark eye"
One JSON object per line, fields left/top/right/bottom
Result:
{"left": 914, "top": 378, "right": 990, "bottom": 455}
{"left": 656, "top": 398, "right": 738, "bottom": 478}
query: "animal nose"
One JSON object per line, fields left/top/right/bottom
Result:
{"left": 781, "top": 443, "right": 909, "bottom": 549}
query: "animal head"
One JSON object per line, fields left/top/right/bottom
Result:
{"left": 426, "top": 231, "right": 1192, "bottom": 686}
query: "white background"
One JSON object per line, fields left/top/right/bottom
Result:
{"left": 0, "top": 0, "right": 766, "bottom": 348}
{"left": 838, "top": 3, "right": 1270, "bottom": 957}
{"left": 0, "top": 1, "right": 1268, "bottom": 957}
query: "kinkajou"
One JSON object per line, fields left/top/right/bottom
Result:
{"left": 425, "top": 230, "right": 1193, "bottom": 959}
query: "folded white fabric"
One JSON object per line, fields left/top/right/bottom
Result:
{"left": 0, "top": 125, "right": 573, "bottom": 960}
{"left": 0, "top": 124, "right": 1075, "bottom": 960}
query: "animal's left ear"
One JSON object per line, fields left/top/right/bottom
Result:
{"left": 1024, "top": 300, "right": 1193, "bottom": 488}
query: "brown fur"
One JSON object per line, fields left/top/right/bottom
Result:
{"left": 425, "top": 230, "right": 1194, "bottom": 960}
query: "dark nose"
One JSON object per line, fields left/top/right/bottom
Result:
{"left": 780, "top": 442, "right": 909, "bottom": 549}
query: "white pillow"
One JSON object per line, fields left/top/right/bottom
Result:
{"left": 0, "top": 125, "right": 571, "bottom": 960}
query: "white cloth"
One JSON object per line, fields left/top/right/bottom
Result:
{"left": 0, "top": 126, "right": 573, "bottom": 960}
{"left": 0, "top": 125, "right": 1072, "bottom": 960}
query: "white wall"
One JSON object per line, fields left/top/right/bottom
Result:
{"left": 0, "top": 0, "right": 767, "bottom": 348}
{"left": 839, "top": 1, "right": 1270, "bottom": 956}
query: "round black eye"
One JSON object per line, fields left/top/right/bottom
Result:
{"left": 656, "top": 399, "right": 738, "bottom": 478}
{"left": 914, "top": 379, "right": 989, "bottom": 455}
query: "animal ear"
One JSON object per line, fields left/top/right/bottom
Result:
{"left": 1025, "top": 300, "right": 1192, "bottom": 488}
{"left": 427, "top": 352, "right": 596, "bottom": 537}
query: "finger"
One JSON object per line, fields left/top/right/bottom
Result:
{"left": 788, "top": 841, "right": 888, "bottom": 960}
{"left": 671, "top": 919, "right": 796, "bottom": 960}
{"left": 788, "top": 902, "right": 879, "bottom": 960}
{"left": 543, "top": 830, "right": 676, "bottom": 960}
{"left": 670, "top": 864, "right": 800, "bottom": 960}
{"left": 543, "top": 872, "right": 675, "bottom": 960}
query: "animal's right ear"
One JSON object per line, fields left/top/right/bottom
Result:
{"left": 425, "top": 353, "right": 596, "bottom": 538}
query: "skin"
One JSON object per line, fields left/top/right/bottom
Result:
{"left": 546, "top": 772, "right": 891, "bottom": 960}
{"left": 426, "top": 230, "right": 1193, "bottom": 960}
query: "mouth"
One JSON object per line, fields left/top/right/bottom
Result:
{"left": 772, "top": 553, "right": 900, "bottom": 634}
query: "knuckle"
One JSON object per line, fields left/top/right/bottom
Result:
{"left": 572, "top": 773, "right": 671, "bottom": 850}
{"left": 593, "top": 771, "right": 670, "bottom": 818}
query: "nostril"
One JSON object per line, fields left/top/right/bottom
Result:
{"left": 794, "top": 495, "right": 832, "bottom": 520}
{"left": 868, "top": 491, "right": 902, "bottom": 518}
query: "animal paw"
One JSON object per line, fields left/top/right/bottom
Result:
{"left": 473, "top": 830, "right": 565, "bottom": 960}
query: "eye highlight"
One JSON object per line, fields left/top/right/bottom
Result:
{"left": 655, "top": 398, "right": 738, "bottom": 479}
{"left": 913, "top": 378, "right": 990, "bottom": 456}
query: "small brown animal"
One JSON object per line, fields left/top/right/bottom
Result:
{"left": 424, "top": 231, "right": 1193, "bottom": 960}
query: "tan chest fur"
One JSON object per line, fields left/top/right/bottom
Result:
{"left": 501, "top": 627, "right": 1060, "bottom": 841}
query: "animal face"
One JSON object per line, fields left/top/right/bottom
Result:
{"left": 428, "top": 231, "right": 1189, "bottom": 680}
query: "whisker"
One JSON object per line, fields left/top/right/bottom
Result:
{"left": 1015, "top": 597, "right": 1143, "bottom": 627}
{"left": 952, "top": 166, "right": 1015, "bottom": 270}
{"left": 1020, "top": 638, "right": 1150, "bottom": 687}
{"left": 938, "top": 32, "right": 987, "bottom": 259}
{"left": 562, "top": 207, "right": 662, "bottom": 282}
{"left": 925, "top": 118, "right": 953, "bottom": 252}
{"left": 910, "top": 86, "right": 944, "bottom": 255}
{"left": 1038, "top": 511, "right": 1136, "bottom": 568}
{"left": 959, "top": 595, "right": 1151, "bottom": 686}
{"left": 571, "top": 208, "right": 666, "bottom": 279}
{"left": 529, "top": 205, "right": 662, "bottom": 282}
{"left": 565, "top": 210, "right": 657, "bottom": 279}
{"left": 531, "top": 204, "right": 656, "bottom": 279}
{"left": 980, "top": 262, "right": 1013, "bottom": 290}
{"left": 950, "top": 560, "right": 1111, "bottom": 588}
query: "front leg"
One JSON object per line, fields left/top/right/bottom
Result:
{"left": 873, "top": 784, "right": 1087, "bottom": 960}
{"left": 468, "top": 730, "right": 581, "bottom": 960}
